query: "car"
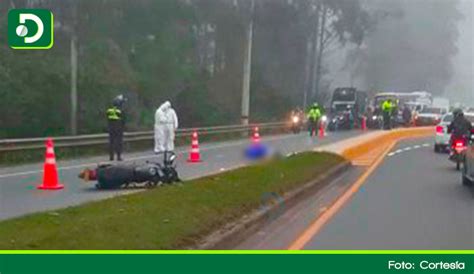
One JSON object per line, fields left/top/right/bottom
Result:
{"left": 434, "top": 112, "right": 474, "bottom": 153}
{"left": 414, "top": 106, "right": 446, "bottom": 126}
{"left": 462, "top": 132, "right": 474, "bottom": 186}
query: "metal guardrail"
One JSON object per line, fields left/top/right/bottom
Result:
{"left": 0, "top": 122, "right": 287, "bottom": 152}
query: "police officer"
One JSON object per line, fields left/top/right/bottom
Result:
{"left": 106, "top": 95, "right": 126, "bottom": 161}
{"left": 382, "top": 99, "right": 393, "bottom": 130}
{"left": 307, "top": 103, "right": 322, "bottom": 137}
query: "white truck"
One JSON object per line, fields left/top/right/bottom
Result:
{"left": 432, "top": 97, "right": 450, "bottom": 114}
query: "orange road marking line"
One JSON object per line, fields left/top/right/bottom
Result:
{"left": 288, "top": 140, "right": 398, "bottom": 250}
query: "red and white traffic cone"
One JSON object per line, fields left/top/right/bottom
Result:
{"left": 38, "top": 138, "right": 64, "bottom": 190}
{"left": 187, "top": 131, "right": 202, "bottom": 163}
{"left": 361, "top": 116, "right": 367, "bottom": 131}
{"left": 318, "top": 121, "right": 325, "bottom": 138}
{"left": 251, "top": 127, "right": 261, "bottom": 144}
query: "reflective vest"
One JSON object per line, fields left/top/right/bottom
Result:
{"left": 308, "top": 108, "right": 321, "bottom": 121}
{"left": 106, "top": 107, "right": 122, "bottom": 121}
{"left": 382, "top": 101, "right": 392, "bottom": 113}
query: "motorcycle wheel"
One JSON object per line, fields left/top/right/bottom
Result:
{"left": 456, "top": 160, "right": 461, "bottom": 171}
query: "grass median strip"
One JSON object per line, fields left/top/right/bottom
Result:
{"left": 0, "top": 152, "right": 344, "bottom": 250}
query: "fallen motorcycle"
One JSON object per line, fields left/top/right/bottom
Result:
{"left": 78, "top": 152, "right": 180, "bottom": 189}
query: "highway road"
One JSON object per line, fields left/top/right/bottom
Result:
{"left": 238, "top": 136, "right": 474, "bottom": 250}
{"left": 0, "top": 130, "right": 361, "bottom": 221}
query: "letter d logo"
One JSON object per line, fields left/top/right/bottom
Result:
{"left": 8, "top": 9, "right": 54, "bottom": 49}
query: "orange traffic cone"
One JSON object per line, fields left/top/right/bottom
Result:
{"left": 38, "top": 138, "right": 64, "bottom": 190}
{"left": 187, "top": 131, "right": 202, "bottom": 163}
{"left": 361, "top": 116, "right": 367, "bottom": 131}
{"left": 251, "top": 127, "right": 261, "bottom": 144}
{"left": 318, "top": 122, "right": 325, "bottom": 138}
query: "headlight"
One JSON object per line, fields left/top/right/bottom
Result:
{"left": 292, "top": 116, "right": 299, "bottom": 123}
{"left": 372, "top": 116, "right": 377, "bottom": 120}
{"left": 321, "top": 115, "right": 328, "bottom": 122}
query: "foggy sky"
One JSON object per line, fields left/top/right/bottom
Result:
{"left": 447, "top": 0, "right": 474, "bottom": 105}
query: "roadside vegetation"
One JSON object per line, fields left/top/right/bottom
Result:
{"left": 0, "top": 152, "right": 344, "bottom": 249}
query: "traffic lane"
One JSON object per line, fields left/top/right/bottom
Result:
{"left": 235, "top": 167, "right": 364, "bottom": 250}
{"left": 305, "top": 137, "right": 474, "bottom": 249}
{"left": 0, "top": 130, "right": 362, "bottom": 220}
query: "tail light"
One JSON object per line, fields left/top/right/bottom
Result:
{"left": 455, "top": 141, "right": 465, "bottom": 148}
{"left": 453, "top": 140, "right": 467, "bottom": 152}
{"left": 436, "top": 126, "right": 443, "bottom": 134}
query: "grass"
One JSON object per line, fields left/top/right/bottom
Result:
{"left": 0, "top": 152, "right": 344, "bottom": 250}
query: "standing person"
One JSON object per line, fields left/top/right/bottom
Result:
{"left": 382, "top": 99, "right": 393, "bottom": 130}
{"left": 154, "top": 101, "right": 179, "bottom": 159}
{"left": 345, "top": 105, "right": 355, "bottom": 129}
{"left": 307, "top": 103, "right": 322, "bottom": 137}
{"left": 106, "top": 95, "right": 126, "bottom": 161}
{"left": 402, "top": 104, "right": 412, "bottom": 127}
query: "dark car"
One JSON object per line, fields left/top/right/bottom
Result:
{"left": 462, "top": 130, "right": 474, "bottom": 186}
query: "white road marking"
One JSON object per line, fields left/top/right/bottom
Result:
{"left": 388, "top": 142, "right": 431, "bottom": 157}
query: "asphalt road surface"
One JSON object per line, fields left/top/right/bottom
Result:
{"left": 0, "top": 130, "right": 361, "bottom": 221}
{"left": 238, "top": 137, "right": 474, "bottom": 250}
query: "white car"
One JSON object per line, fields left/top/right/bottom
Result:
{"left": 415, "top": 107, "right": 445, "bottom": 126}
{"left": 434, "top": 112, "right": 474, "bottom": 153}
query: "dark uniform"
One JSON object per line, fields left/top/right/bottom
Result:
{"left": 448, "top": 114, "right": 472, "bottom": 139}
{"left": 106, "top": 106, "right": 124, "bottom": 161}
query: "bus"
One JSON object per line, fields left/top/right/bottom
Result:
{"left": 330, "top": 87, "right": 368, "bottom": 117}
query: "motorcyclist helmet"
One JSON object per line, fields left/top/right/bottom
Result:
{"left": 452, "top": 108, "right": 463, "bottom": 118}
{"left": 113, "top": 94, "right": 127, "bottom": 108}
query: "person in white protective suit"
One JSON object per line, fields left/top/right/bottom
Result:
{"left": 154, "top": 101, "right": 179, "bottom": 154}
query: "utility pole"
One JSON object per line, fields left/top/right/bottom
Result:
{"left": 70, "top": 3, "right": 78, "bottom": 135}
{"left": 241, "top": 0, "right": 255, "bottom": 125}
{"left": 307, "top": 1, "right": 321, "bottom": 105}
{"left": 70, "top": 33, "right": 78, "bottom": 135}
{"left": 314, "top": 5, "right": 327, "bottom": 101}
{"left": 302, "top": 39, "right": 312, "bottom": 110}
